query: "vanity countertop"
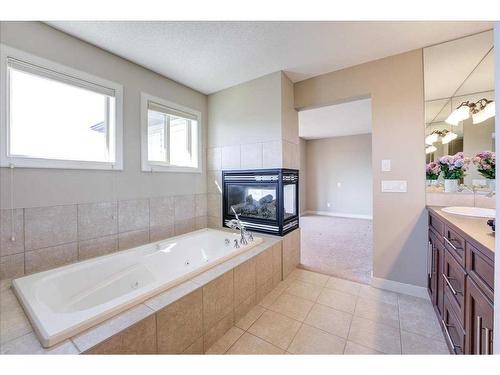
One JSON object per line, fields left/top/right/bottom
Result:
{"left": 427, "top": 206, "right": 495, "bottom": 254}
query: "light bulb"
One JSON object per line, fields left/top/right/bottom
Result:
{"left": 445, "top": 105, "right": 470, "bottom": 125}
{"left": 472, "top": 101, "right": 495, "bottom": 124}
{"left": 425, "top": 133, "right": 439, "bottom": 145}
{"left": 425, "top": 145, "right": 437, "bottom": 154}
{"left": 441, "top": 131, "right": 458, "bottom": 145}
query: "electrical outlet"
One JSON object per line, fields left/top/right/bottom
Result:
{"left": 327, "top": 202, "right": 331, "bottom": 208}
{"left": 337, "top": 182, "right": 341, "bottom": 188}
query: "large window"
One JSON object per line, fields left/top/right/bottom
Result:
{"left": 0, "top": 47, "right": 123, "bottom": 169}
{"left": 141, "top": 93, "right": 201, "bottom": 172}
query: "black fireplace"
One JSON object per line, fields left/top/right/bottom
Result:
{"left": 222, "top": 169, "right": 299, "bottom": 236}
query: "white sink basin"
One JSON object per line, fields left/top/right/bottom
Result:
{"left": 441, "top": 206, "right": 496, "bottom": 218}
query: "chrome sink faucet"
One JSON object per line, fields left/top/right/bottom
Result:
{"left": 229, "top": 206, "right": 253, "bottom": 246}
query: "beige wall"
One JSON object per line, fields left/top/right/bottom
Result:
{"left": 305, "top": 134, "right": 372, "bottom": 218}
{"left": 295, "top": 50, "right": 427, "bottom": 287}
{"left": 299, "top": 138, "right": 307, "bottom": 215}
{"left": 0, "top": 22, "right": 208, "bottom": 209}
{"left": 206, "top": 71, "right": 299, "bottom": 226}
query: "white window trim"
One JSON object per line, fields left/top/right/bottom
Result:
{"left": 0, "top": 44, "right": 124, "bottom": 170}
{"left": 141, "top": 92, "right": 202, "bottom": 173}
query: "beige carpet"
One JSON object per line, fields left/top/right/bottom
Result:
{"left": 299, "top": 215, "right": 373, "bottom": 284}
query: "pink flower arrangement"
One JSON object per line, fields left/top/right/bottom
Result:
{"left": 438, "top": 152, "right": 470, "bottom": 179}
{"left": 473, "top": 151, "right": 495, "bottom": 179}
{"left": 426, "top": 162, "right": 441, "bottom": 180}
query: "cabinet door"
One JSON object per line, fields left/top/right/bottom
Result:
{"left": 465, "top": 277, "right": 494, "bottom": 354}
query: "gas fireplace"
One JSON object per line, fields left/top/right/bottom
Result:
{"left": 222, "top": 169, "right": 299, "bottom": 236}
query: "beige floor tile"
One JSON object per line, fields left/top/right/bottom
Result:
{"left": 226, "top": 333, "right": 284, "bottom": 354}
{"left": 348, "top": 316, "right": 401, "bottom": 354}
{"left": 206, "top": 326, "right": 244, "bottom": 354}
{"left": 325, "top": 277, "right": 362, "bottom": 296}
{"left": 291, "top": 269, "right": 329, "bottom": 287}
{"left": 285, "top": 280, "right": 322, "bottom": 302}
{"left": 358, "top": 285, "right": 398, "bottom": 306}
{"left": 268, "top": 293, "right": 314, "bottom": 322}
{"left": 235, "top": 305, "right": 266, "bottom": 331}
{"left": 304, "top": 303, "right": 352, "bottom": 339}
{"left": 317, "top": 288, "right": 357, "bottom": 314}
{"left": 287, "top": 324, "right": 346, "bottom": 354}
{"left": 401, "top": 331, "right": 450, "bottom": 355}
{"left": 399, "top": 298, "right": 445, "bottom": 342}
{"left": 354, "top": 297, "right": 400, "bottom": 328}
{"left": 343, "top": 341, "right": 382, "bottom": 355}
{"left": 258, "top": 285, "right": 285, "bottom": 308}
{"left": 248, "top": 310, "right": 301, "bottom": 350}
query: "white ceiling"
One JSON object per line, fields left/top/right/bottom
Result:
{"left": 46, "top": 21, "right": 492, "bottom": 94}
{"left": 298, "top": 98, "right": 372, "bottom": 140}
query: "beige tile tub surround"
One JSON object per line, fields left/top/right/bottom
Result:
{"left": 0, "top": 233, "right": 282, "bottom": 354}
{"left": 0, "top": 193, "right": 208, "bottom": 280}
{"left": 206, "top": 268, "right": 450, "bottom": 355}
{"left": 282, "top": 229, "right": 301, "bottom": 279}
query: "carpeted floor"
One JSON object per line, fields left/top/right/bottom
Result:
{"left": 299, "top": 215, "right": 373, "bottom": 284}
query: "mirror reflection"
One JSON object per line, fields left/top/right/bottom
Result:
{"left": 424, "top": 31, "right": 495, "bottom": 194}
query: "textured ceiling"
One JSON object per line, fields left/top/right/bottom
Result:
{"left": 46, "top": 21, "right": 492, "bottom": 94}
{"left": 299, "top": 98, "right": 372, "bottom": 139}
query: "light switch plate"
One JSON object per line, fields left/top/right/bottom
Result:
{"left": 381, "top": 180, "right": 407, "bottom": 193}
{"left": 381, "top": 159, "right": 391, "bottom": 172}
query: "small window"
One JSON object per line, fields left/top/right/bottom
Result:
{"left": 141, "top": 93, "right": 201, "bottom": 172}
{"left": 1, "top": 47, "right": 123, "bottom": 170}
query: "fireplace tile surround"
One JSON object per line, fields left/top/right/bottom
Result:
{"left": 0, "top": 193, "right": 208, "bottom": 280}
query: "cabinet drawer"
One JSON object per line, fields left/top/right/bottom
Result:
{"left": 443, "top": 226, "right": 466, "bottom": 267}
{"left": 429, "top": 212, "right": 445, "bottom": 238}
{"left": 466, "top": 243, "right": 494, "bottom": 301}
{"left": 442, "top": 293, "right": 465, "bottom": 354}
{"left": 443, "top": 249, "right": 466, "bottom": 326}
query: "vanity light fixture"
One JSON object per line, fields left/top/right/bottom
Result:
{"left": 445, "top": 99, "right": 495, "bottom": 125}
{"left": 425, "top": 129, "right": 458, "bottom": 146}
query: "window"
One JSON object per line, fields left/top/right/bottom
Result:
{"left": 0, "top": 46, "right": 123, "bottom": 170}
{"left": 141, "top": 93, "right": 201, "bottom": 172}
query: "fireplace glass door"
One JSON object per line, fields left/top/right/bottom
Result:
{"left": 283, "top": 183, "right": 297, "bottom": 220}
{"left": 226, "top": 183, "right": 278, "bottom": 221}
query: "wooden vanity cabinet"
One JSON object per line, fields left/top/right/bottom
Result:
{"left": 427, "top": 209, "right": 494, "bottom": 355}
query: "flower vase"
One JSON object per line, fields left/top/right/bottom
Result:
{"left": 487, "top": 179, "right": 496, "bottom": 193}
{"left": 444, "top": 179, "right": 458, "bottom": 193}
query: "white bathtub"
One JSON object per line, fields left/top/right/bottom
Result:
{"left": 12, "top": 228, "right": 263, "bottom": 348}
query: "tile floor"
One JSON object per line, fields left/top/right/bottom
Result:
{"left": 206, "top": 268, "right": 450, "bottom": 355}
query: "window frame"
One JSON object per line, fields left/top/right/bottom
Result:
{"left": 0, "top": 44, "right": 124, "bottom": 170}
{"left": 141, "top": 92, "right": 202, "bottom": 173}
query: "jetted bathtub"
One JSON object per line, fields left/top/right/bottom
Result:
{"left": 12, "top": 228, "right": 263, "bottom": 348}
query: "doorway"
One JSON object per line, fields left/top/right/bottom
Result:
{"left": 298, "top": 98, "right": 373, "bottom": 284}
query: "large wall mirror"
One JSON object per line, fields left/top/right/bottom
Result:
{"left": 424, "top": 30, "right": 495, "bottom": 194}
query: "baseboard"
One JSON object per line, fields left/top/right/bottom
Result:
{"left": 304, "top": 210, "right": 373, "bottom": 220}
{"left": 371, "top": 277, "right": 430, "bottom": 300}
